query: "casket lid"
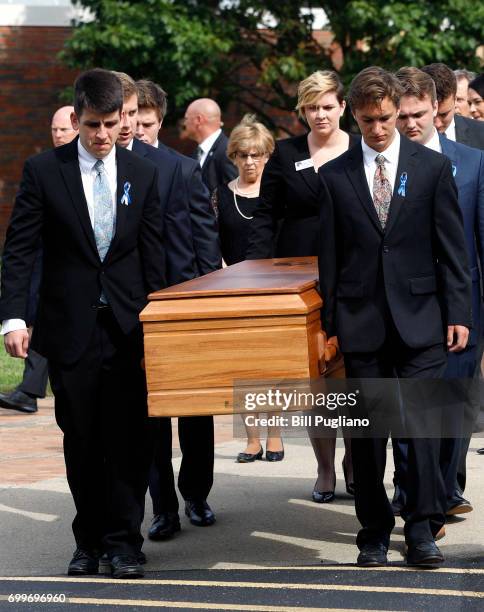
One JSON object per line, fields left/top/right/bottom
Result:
{"left": 140, "top": 257, "right": 321, "bottom": 321}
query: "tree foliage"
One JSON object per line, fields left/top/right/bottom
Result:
{"left": 62, "top": 0, "right": 484, "bottom": 134}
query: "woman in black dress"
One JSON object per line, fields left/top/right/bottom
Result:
{"left": 246, "top": 71, "right": 358, "bottom": 501}
{"left": 213, "top": 115, "right": 284, "bottom": 462}
{"left": 215, "top": 115, "right": 274, "bottom": 265}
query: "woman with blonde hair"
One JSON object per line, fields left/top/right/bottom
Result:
{"left": 212, "top": 115, "right": 283, "bottom": 462}
{"left": 245, "top": 70, "right": 358, "bottom": 500}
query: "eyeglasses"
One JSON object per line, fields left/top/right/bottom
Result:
{"left": 236, "top": 152, "right": 263, "bottom": 162}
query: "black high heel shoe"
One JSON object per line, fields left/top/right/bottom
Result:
{"left": 312, "top": 473, "right": 336, "bottom": 503}
{"left": 237, "top": 446, "right": 263, "bottom": 463}
{"left": 266, "top": 442, "right": 284, "bottom": 462}
{"left": 342, "top": 458, "right": 355, "bottom": 496}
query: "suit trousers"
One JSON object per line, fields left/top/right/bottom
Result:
{"left": 49, "top": 308, "right": 153, "bottom": 557}
{"left": 18, "top": 348, "right": 49, "bottom": 398}
{"left": 344, "top": 324, "right": 447, "bottom": 548}
{"left": 393, "top": 344, "right": 478, "bottom": 510}
{"left": 149, "top": 415, "right": 214, "bottom": 514}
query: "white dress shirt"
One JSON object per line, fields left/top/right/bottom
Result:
{"left": 445, "top": 118, "right": 456, "bottom": 142}
{"left": 198, "top": 128, "right": 222, "bottom": 167}
{"left": 362, "top": 130, "right": 401, "bottom": 199}
{"left": 1, "top": 142, "right": 118, "bottom": 336}
{"left": 424, "top": 128, "right": 442, "bottom": 154}
{"left": 78, "top": 139, "right": 117, "bottom": 226}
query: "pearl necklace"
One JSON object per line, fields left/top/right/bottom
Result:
{"left": 232, "top": 177, "right": 258, "bottom": 220}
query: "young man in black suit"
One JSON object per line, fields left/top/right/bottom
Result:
{"left": 318, "top": 66, "right": 472, "bottom": 567}
{"left": 135, "top": 79, "right": 221, "bottom": 537}
{"left": 115, "top": 73, "right": 219, "bottom": 536}
{"left": 0, "top": 69, "right": 166, "bottom": 579}
{"left": 181, "top": 98, "right": 237, "bottom": 194}
{"left": 421, "top": 63, "right": 484, "bottom": 150}
{"left": 114, "top": 72, "right": 196, "bottom": 287}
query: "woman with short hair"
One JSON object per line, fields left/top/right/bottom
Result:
{"left": 212, "top": 115, "right": 283, "bottom": 462}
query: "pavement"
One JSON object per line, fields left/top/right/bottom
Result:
{"left": 0, "top": 398, "right": 483, "bottom": 610}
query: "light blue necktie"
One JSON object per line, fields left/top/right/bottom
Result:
{"left": 93, "top": 159, "right": 114, "bottom": 303}
{"left": 93, "top": 159, "right": 114, "bottom": 261}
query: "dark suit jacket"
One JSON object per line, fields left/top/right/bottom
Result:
{"left": 0, "top": 138, "right": 166, "bottom": 365}
{"left": 454, "top": 114, "right": 484, "bottom": 150}
{"left": 318, "top": 135, "right": 472, "bottom": 353}
{"left": 440, "top": 134, "right": 484, "bottom": 348}
{"left": 197, "top": 132, "right": 237, "bottom": 194}
{"left": 132, "top": 138, "right": 197, "bottom": 286}
{"left": 246, "top": 132, "right": 360, "bottom": 259}
{"left": 158, "top": 141, "right": 221, "bottom": 275}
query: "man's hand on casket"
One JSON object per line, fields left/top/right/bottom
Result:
{"left": 324, "top": 336, "right": 340, "bottom": 363}
{"left": 317, "top": 331, "right": 340, "bottom": 374}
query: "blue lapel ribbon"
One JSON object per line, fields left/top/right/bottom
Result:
{"left": 397, "top": 172, "right": 407, "bottom": 197}
{"left": 121, "top": 182, "right": 131, "bottom": 205}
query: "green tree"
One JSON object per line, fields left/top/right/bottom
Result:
{"left": 62, "top": 1, "right": 483, "bottom": 135}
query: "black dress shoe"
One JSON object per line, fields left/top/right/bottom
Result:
{"left": 477, "top": 448, "right": 484, "bottom": 455}
{"left": 312, "top": 489, "right": 335, "bottom": 503}
{"left": 101, "top": 551, "right": 146, "bottom": 565}
{"left": 446, "top": 498, "right": 473, "bottom": 515}
{"left": 266, "top": 447, "right": 284, "bottom": 462}
{"left": 185, "top": 500, "right": 216, "bottom": 526}
{"left": 237, "top": 446, "right": 263, "bottom": 463}
{"left": 357, "top": 543, "right": 388, "bottom": 567}
{"left": 67, "top": 548, "right": 99, "bottom": 576}
{"left": 0, "top": 390, "right": 38, "bottom": 414}
{"left": 342, "top": 458, "right": 355, "bottom": 496}
{"left": 148, "top": 512, "right": 181, "bottom": 540}
{"left": 406, "top": 541, "right": 444, "bottom": 566}
{"left": 110, "top": 554, "right": 144, "bottom": 579}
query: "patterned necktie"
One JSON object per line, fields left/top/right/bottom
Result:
{"left": 372, "top": 154, "right": 392, "bottom": 229}
{"left": 92, "top": 159, "right": 114, "bottom": 261}
{"left": 196, "top": 145, "right": 204, "bottom": 165}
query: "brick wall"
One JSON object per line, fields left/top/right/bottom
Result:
{"left": 0, "top": 27, "right": 338, "bottom": 249}
{"left": 0, "top": 26, "right": 76, "bottom": 247}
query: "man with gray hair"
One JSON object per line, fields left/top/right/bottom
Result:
{"left": 0, "top": 106, "right": 79, "bottom": 415}
{"left": 181, "top": 98, "right": 236, "bottom": 193}
{"left": 454, "top": 69, "right": 476, "bottom": 118}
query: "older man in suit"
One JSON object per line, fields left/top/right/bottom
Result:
{"left": 318, "top": 66, "right": 471, "bottom": 567}
{"left": 181, "top": 98, "right": 237, "bottom": 193}
{"left": 394, "top": 66, "right": 484, "bottom": 517}
{"left": 134, "top": 79, "right": 221, "bottom": 538}
{"left": 0, "top": 106, "right": 79, "bottom": 415}
{"left": 421, "top": 63, "right": 484, "bottom": 150}
{"left": 0, "top": 69, "right": 166, "bottom": 579}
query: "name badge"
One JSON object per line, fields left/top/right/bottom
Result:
{"left": 295, "top": 158, "right": 314, "bottom": 171}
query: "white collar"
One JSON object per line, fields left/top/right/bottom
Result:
{"left": 362, "top": 130, "right": 400, "bottom": 168}
{"left": 424, "top": 128, "right": 442, "bottom": 153}
{"left": 78, "top": 139, "right": 116, "bottom": 174}
{"left": 445, "top": 117, "right": 456, "bottom": 141}
{"left": 126, "top": 139, "right": 134, "bottom": 151}
{"left": 199, "top": 128, "right": 222, "bottom": 154}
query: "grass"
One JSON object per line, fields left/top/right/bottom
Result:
{"left": 0, "top": 346, "right": 25, "bottom": 392}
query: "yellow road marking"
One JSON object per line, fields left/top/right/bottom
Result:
{"left": 0, "top": 598, "right": 384, "bottom": 612}
{"left": 0, "top": 578, "right": 482, "bottom": 598}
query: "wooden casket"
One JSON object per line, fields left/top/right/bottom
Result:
{"left": 140, "top": 257, "right": 336, "bottom": 417}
